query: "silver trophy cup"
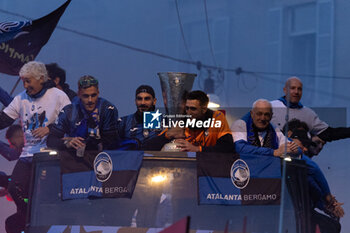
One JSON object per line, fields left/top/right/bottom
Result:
{"left": 157, "top": 72, "right": 196, "bottom": 151}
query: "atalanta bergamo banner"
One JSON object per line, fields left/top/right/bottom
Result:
{"left": 197, "top": 152, "right": 281, "bottom": 205}
{"left": 60, "top": 150, "right": 143, "bottom": 200}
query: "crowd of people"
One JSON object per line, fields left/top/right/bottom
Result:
{"left": 0, "top": 61, "right": 347, "bottom": 233}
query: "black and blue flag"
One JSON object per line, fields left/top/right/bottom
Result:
{"left": 197, "top": 152, "right": 281, "bottom": 205}
{"left": 60, "top": 150, "right": 143, "bottom": 200}
{"left": 0, "top": 0, "right": 70, "bottom": 75}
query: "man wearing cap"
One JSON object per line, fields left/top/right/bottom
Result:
{"left": 47, "top": 75, "right": 119, "bottom": 151}
{"left": 117, "top": 85, "right": 160, "bottom": 149}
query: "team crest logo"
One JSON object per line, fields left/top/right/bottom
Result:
{"left": 143, "top": 109, "right": 162, "bottom": 129}
{"left": 230, "top": 159, "right": 250, "bottom": 189}
{"left": 94, "top": 152, "right": 113, "bottom": 182}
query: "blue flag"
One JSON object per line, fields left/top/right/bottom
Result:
{"left": 197, "top": 152, "right": 281, "bottom": 205}
{"left": 0, "top": 0, "right": 70, "bottom": 75}
{"left": 60, "top": 150, "right": 143, "bottom": 200}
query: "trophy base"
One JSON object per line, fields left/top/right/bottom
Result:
{"left": 161, "top": 140, "right": 182, "bottom": 152}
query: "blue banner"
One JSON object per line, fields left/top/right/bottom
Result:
{"left": 197, "top": 152, "right": 281, "bottom": 205}
{"left": 61, "top": 150, "right": 143, "bottom": 200}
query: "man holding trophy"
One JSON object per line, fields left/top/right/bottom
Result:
{"left": 142, "top": 87, "right": 233, "bottom": 153}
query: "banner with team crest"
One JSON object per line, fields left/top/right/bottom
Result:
{"left": 197, "top": 152, "right": 281, "bottom": 205}
{"left": 60, "top": 150, "right": 143, "bottom": 200}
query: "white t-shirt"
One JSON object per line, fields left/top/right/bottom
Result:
{"left": 4, "top": 87, "right": 71, "bottom": 158}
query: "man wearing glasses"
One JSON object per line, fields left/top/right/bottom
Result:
{"left": 142, "top": 90, "right": 234, "bottom": 152}
{"left": 118, "top": 85, "right": 160, "bottom": 149}
{"left": 47, "top": 75, "right": 119, "bottom": 152}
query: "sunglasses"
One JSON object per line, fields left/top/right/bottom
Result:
{"left": 79, "top": 78, "right": 98, "bottom": 88}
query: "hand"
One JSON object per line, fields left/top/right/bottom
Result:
{"left": 32, "top": 127, "right": 49, "bottom": 138}
{"left": 174, "top": 139, "right": 200, "bottom": 152}
{"left": 166, "top": 127, "right": 185, "bottom": 139}
{"left": 333, "top": 202, "right": 345, "bottom": 218}
{"left": 325, "top": 194, "right": 345, "bottom": 218}
{"left": 65, "top": 137, "right": 86, "bottom": 150}
{"left": 274, "top": 141, "right": 299, "bottom": 157}
{"left": 287, "top": 141, "right": 299, "bottom": 154}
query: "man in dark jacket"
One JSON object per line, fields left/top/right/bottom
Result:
{"left": 47, "top": 75, "right": 119, "bottom": 152}
{"left": 118, "top": 85, "right": 160, "bottom": 149}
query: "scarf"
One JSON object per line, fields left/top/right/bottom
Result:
{"left": 74, "top": 99, "right": 101, "bottom": 142}
{"left": 241, "top": 112, "right": 278, "bottom": 149}
{"left": 278, "top": 96, "right": 303, "bottom": 109}
{"left": 28, "top": 80, "right": 55, "bottom": 99}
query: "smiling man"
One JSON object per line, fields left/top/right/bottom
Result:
{"left": 0, "top": 61, "right": 71, "bottom": 233}
{"left": 117, "top": 85, "right": 160, "bottom": 149}
{"left": 47, "top": 75, "right": 119, "bottom": 152}
{"left": 231, "top": 99, "right": 298, "bottom": 157}
{"left": 271, "top": 76, "right": 350, "bottom": 148}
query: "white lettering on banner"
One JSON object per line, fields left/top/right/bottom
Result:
{"left": 104, "top": 186, "right": 129, "bottom": 194}
{"left": 206, "top": 193, "right": 278, "bottom": 201}
{"left": 243, "top": 194, "right": 277, "bottom": 201}
{"left": 69, "top": 186, "right": 130, "bottom": 195}
{"left": 206, "top": 193, "right": 242, "bottom": 201}
{"left": 0, "top": 42, "right": 34, "bottom": 63}
{"left": 70, "top": 186, "right": 103, "bottom": 195}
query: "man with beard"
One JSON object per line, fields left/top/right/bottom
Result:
{"left": 117, "top": 85, "right": 160, "bottom": 149}
{"left": 271, "top": 76, "right": 350, "bottom": 148}
{"left": 142, "top": 90, "right": 234, "bottom": 152}
{"left": 47, "top": 75, "right": 119, "bottom": 152}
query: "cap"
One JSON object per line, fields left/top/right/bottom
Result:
{"left": 135, "top": 85, "right": 155, "bottom": 98}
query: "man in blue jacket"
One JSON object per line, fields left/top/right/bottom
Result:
{"left": 231, "top": 99, "right": 299, "bottom": 157}
{"left": 47, "top": 75, "right": 119, "bottom": 152}
{"left": 231, "top": 99, "right": 344, "bottom": 232}
{"left": 118, "top": 85, "right": 160, "bottom": 149}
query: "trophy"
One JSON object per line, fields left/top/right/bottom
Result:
{"left": 157, "top": 72, "right": 196, "bottom": 151}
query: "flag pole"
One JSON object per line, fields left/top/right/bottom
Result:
{"left": 9, "top": 77, "right": 21, "bottom": 96}
{"left": 1, "top": 77, "right": 21, "bottom": 110}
